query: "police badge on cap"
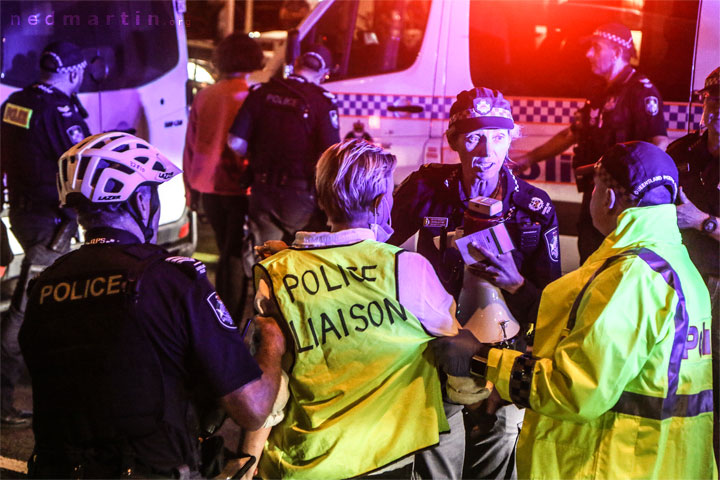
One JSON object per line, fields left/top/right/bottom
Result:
{"left": 448, "top": 87, "right": 515, "bottom": 133}
{"left": 40, "top": 41, "right": 87, "bottom": 73}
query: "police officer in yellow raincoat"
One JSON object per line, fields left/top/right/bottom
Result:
{"left": 434, "top": 141, "right": 716, "bottom": 479}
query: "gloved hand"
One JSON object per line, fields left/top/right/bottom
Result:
{"left": 431, "top": 328, "right": 484, "bottom": 377}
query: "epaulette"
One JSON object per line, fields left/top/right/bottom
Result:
{"left": 249, "top": 83, "right": 263, "bottom": 92}
{"left": 164, "top": 256, "right": 207, "bottom": 279}
{"left": 323, "top": 91, "right": 336, "bottom": 100}
{"left": 636, "top": 75, "right": 655, "bottom": 89}
{"left": 287, "top": 74, "right": 307, "bottom": 84}
{"left": 34, "top": 83, "right": 55, "bottom": 95}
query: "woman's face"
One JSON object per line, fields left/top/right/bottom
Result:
{"left": 455, "top": 128, "right": 511, "bottom": 181}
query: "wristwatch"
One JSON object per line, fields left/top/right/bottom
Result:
{"left": 701, "top": 216, "right": 718, "bottom": 235}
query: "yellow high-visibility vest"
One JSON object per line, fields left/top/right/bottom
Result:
{"left": 256, "top": 240, "right": 448, "bottom": 479}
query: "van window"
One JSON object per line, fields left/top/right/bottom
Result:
{"left": 468, "top": 0, "right": 699, "bottom": 102}
{"left": 301, "top": 0, "right": 431, "bottom": 81}
{"left": 1, "top": 1, "right": 179, "bottom": 91}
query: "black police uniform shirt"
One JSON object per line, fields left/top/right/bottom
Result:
{"left": 19, "top": 227, "right": 262, "bottom": 473}
{"left": 668, "top": 130, "right": 719, "bottom": 279}
{"left": 389, "top": 163, "right": 562, "bottom": 316}
{"left": 574, "top": 65, "right": 668, "bottom": 176}
{"left": 228, "top": 74, "right": 340, "bottom": 184}
{"left": 1, "top": 83, "right": 91, "bottom": 213}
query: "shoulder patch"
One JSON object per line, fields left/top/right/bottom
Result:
{"left": 2, "top": 103, "right": 33, "bottom": 129}
{"left": 206, "top": 291, "right": 237, "bottom": 330}
{"left": 544, "top": 226, "right": 560, "bottom": 263}
{"left": 528, "top": 197, "right": 544, "bottom": 212}
{"left": 66, "top": 125, "right": 85, "bottom": 144}
{"left": 165, "top": 256, "right": 207, "bottom": 277}
{"left": 512, "top": 184, "right": 554, "bottom": 221}
{"left": 329, "top": 110, "right": 339, "bottom": 129}
{"left": 644, "top": 96, "right": 659, "bottom": 116}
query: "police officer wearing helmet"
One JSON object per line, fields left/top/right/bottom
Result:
{"left": 515, "top": 23, "right": 669, "bottom": 263}
{"left": 0, "top": 41, "right": 91, "bottom": 427}
{"left": 19, "top": 132, "right": 285, "bottom": 478}
{"left": 227, "top": 45, "right": 340, "bottom": 249}
{"left": 667, "top": 66, "right": 720, "bottom": 468}
{"left": 389, "top": 88, "right": 562, "bottom": 480}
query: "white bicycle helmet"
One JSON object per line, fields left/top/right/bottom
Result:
{"left": 57, "top": 131, "right": 182, "bottom": 206}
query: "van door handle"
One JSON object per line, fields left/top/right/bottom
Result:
{"left": 387, "top": 105, "right": 424, "bottom": 113}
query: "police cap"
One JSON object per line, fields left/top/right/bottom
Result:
{"left": 696, "top": 66, "right": 719, "bottom": 97}
{"left": 580, "top": 141, "right": 678, "bottom": 205}
{"left": 40, "top": 41, "right": 87, "bottom": 73}
{"left": 448, "top": 87, "right": 514, "bottom": 133}
{"left": 583, "top": 23, "right": 636, "bottom": 57}
{"left": 297, "top": 45, "right": 333, "bottom": 72}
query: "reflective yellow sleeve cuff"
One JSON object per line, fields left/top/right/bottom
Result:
{"left": 487, "top": 347, "right": 523, "bottom": 402}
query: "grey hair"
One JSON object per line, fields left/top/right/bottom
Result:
{"left": 316, "top": 139, "right": 396, "bottom": 223}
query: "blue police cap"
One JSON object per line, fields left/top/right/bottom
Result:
{"left": 582, "top": 141, "right": 679, "bottom": 205}
{"left": 449, "top": 88, "right": 514, "bottom": 133}
{"left": 40, "top": 41, "right": 86, "bottom": 73}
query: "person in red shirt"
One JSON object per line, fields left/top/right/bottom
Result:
{"left": 183, "top": 33, "right": 263, "bottom": 319}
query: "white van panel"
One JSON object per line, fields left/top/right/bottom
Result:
{"left": 693, "top": 0, "right": 720, "bottom": 93}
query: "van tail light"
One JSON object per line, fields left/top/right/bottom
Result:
{"left": 178, "top": 220, "right": 190, "bottom": 239}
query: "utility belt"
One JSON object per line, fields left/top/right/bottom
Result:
{"left": 253, "top": 171, "right": 313, "bottom": 192}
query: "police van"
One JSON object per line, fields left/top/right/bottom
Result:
{"left": 260, "top": 0, "right": 718, "bottom": 271}
{"left": 0, "top": 0, "right": 196, "bottom": 293}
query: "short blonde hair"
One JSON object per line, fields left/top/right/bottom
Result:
{"left": 316, "top": 139, "right": 396, "bottom": 223}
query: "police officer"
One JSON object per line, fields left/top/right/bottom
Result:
{"left": 227, "top": 45, "right": 340, "bottom": 248}
{"left": 344, "top": 120, "right": 373, "bottom": 142}
{"left": 18, "top": 132, "right": 285, "bottom": 478}
{"left": 667, "top": 66, "right": 719, "bottom": 468}
{"left": 515, "top": 23, "right": 669, "bottom": 263}
{"left": 389, "top": 88, "right": 562, "bottom": 480}
{"left": 0, "top": 41, "right": 91, "bottom": 427}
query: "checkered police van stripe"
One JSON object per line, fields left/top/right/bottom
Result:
{"left": 335, "top": 94, "right": 702, "bottom": 131}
